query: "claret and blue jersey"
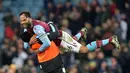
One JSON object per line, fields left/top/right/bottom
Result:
{"left": 23, "top": 19, "right": 51, "bottom": 52}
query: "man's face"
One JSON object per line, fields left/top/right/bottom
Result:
{"left": 20, "top": 14, "right": 31, "bottom": 28}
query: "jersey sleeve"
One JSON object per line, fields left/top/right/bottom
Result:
{"left": 24, "top": 42, "right": 30, "bottom": 49}
{"left": 33, "top": 25, "right": 51, "bottom": 52}
{"left": 23, "top": 29, "right": 30, "bottom": 49}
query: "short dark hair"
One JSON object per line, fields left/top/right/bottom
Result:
{"left": 19, "top": 11, "right": 31, "bottom": 17}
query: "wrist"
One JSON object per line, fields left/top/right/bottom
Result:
{"left": 36, "top": 49, "right": 41, "bottom": 53}
{"left": 34, "top": 48, "right": 41, "bottom": 53}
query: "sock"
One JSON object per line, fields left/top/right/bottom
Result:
{"left": 86, "top": 38, "right": 112, "bottom": 51}
{"left": 73, "top": 31, "right": 83, "bottom": 41}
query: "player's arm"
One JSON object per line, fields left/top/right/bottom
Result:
{"left": 47, "top": 21, "right": 60, "bottom": 41}
{"left": 33, "top": 25, "right": 51, "bottom": 53}
{"left": 22, "top": 29, "right": 30, "bottom": 49}
{"left": 24, "top": 42, "right": 30, "bottom": 49}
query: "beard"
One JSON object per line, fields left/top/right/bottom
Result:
{"left": 23, "top": 22, "right": 31, "bottom": 28}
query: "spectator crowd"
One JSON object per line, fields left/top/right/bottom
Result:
{"left": 0, "top": 0, "right": 129, "bottom": 73}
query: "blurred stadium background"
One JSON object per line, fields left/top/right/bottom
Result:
{"left": 0, "top": 0, "right": 130, "bottom": 73}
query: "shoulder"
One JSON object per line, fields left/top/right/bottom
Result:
{"left": 33, "top": 25, "right": 46, "bottom": 35}
{"left": 33, "top": 25, "right": 45, "bottom": 31}
{"left": 33, "top": 19, "right": 47, "bottom": 25}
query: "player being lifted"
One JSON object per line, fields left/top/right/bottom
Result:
{"left": 20, "top": 11, "right": 120, "bottom": 54}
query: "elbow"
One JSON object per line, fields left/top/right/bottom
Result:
{"left": 39, "top": 42, "right": 51, "bottom": 52}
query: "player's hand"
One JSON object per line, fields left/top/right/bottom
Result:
{"left": 29, "top": 35, "right": 38, "bottom": 46}
{"left": 34, "top": 49, "right": 41, "bottom": 53}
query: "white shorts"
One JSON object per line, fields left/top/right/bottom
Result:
{"left": 60, "top": 31, "right": 82, "bottom": 53}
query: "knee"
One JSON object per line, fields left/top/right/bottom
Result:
{"left": 79, "top": 46, "right": 88, "bottom": 53}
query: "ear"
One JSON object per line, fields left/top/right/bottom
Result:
{"left": 20, "top": 32, "right": 32, "bottom": 42}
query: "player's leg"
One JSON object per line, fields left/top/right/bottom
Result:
{"left": 73, "top": 27, "right": 87, "bottom": 41}
{"left": 60, "top": 31, "right": 120, "bottom": 53}
{"left": 53, "top": 27, "right": 87, "bottom": 47}
{"left": 60, "top": 31, "right": 81, "bottom": 52}
{"left": 80, "top": 35, "right": 120, "bottom": 53}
